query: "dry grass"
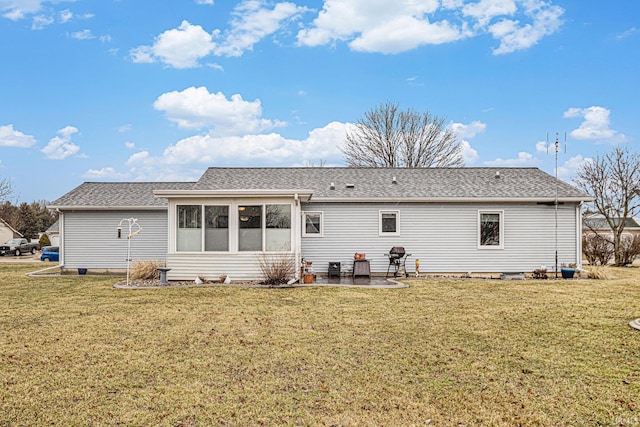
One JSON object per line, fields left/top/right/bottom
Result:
{"left": 584, "top": 265, "right": 615, "bottom": 280}
{"left": 129, "top": 260, "right": 165, "bottom": 280}
{"left": 1, "top": 263, "right": 639, "bottom": 426}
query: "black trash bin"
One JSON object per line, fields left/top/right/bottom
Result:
{"left": 328, "top": 262, "right": 341, "bottom": 278}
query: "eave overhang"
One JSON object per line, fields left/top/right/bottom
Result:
{"left": 153, "top": 189, "right": 314, "bottom": 201}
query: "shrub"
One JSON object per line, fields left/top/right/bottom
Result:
{"left": 532, "top": 268, "right": 547, "bottom": 279}
{"left": 258, "top": 254, "right": 296, "bottom": 287}
{"left": 130, "top": 260, "right": 165, "bottom": 280}
{"left": 39, "top": 233, "right": 51, "bottom": 248}
{"left": 585, "top": 265, "right": 612, "bottom": 280}
{"left": 582, "top": 234, "right": 614, "bottom": 265}
{"left": 619, "top": 234, "right": 640, "bottom": 266}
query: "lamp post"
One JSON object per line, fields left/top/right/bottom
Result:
{"left": 117, "top": 218, "right": 142, "bottom": 287}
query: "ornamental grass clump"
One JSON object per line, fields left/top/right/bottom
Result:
{"left": 129, "top": 260, "right": 165, "bottom": 280}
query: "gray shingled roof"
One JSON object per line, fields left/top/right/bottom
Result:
{"left": 583, "top": 216, "right": 640, "bottom": 230}
{"left": 49, "top": 182, "right": 195, "bottom": 208}
{"left": 49, "top": 168, "right": 591, "bottom": 208}
{"left": 193, "top": 167, "right": 590, "bottom": 201}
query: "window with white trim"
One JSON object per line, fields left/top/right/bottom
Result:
{"left": 303, "top": 212, "right": 323, "bottom": 237}
{"left": 177, "top": 205, "right": 202, "bottom": 251}
{"left": 379, "top": 210, "right": 400, "bottom": 236}
{"left": 479, "top": 210, "right": 503, "bottom": 249}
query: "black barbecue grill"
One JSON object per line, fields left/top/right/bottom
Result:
{"left": 386, "top": 246, "right": 411, "bottom": 278}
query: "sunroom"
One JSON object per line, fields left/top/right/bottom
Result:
{"left": 153, "top": 189, "right": 312, "bottom": 281}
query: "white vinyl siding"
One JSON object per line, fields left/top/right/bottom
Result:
{"left": 301, "top": 202, "right": 579, "bottom": 275}
{"left": 62, "top": 210, "right": 168, "bottom": 269}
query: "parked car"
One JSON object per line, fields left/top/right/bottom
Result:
{"left": 0, "top": 238, "right": 40, "bottom": 256}
{"left": 40, "top": 246, "right": 59, "bottom": 262}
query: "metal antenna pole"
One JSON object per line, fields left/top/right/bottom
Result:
{"left": 555, "top": 134, "right": 559, "bottom": 279}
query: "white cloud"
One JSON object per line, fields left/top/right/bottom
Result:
{"left": 196, "top": 0, "right": 214, "bottom": 4}
{"left": 488, "top": 1, "right": 564, "bottom": 55}
{"left": 1, "top": 0, "right": 44, "bottom": 20}
{"left": 0, "top": 124, "right": 37, "bottom": 147}
{"left": 82, "top": 167, "right": 126, "bottom": 180}
{"left": 557, "top": 154, "right": 591, "bottom": 180}
{"left": 297, "top": 0, "right": 468, "bottom": 53}
{"left": 536, "top": 140, "right": 548, "bottom": 153}
{"left": 297, "top": 0, "right": 562, "bottom": 54}
{"left": 71, "top": 29, "right": 95, "bottom": 40}
{"left": 41, "top": 125, "right": 80, "bottom": 159}
{"left": 214, "top": 1, "right": 308, "bottom": 57}
{"left": 31, "top": 14, "right": 52, "bottom": 29}
{"left": 131, "top": 3, "right": 307, "bottom": 68}
{"left": 449, "top": 120, "right": 487, "bottom": 139}
{"left": 563, "top": 106, "right": 626, "bottom": 142}
{"left": 58, "top": 8, "right": 71, "bottom": 22}
{"left": 122, "top": 121, "right": 350, "bottom": 180}
{"left": 460, "top": 140, "right": 479, "bottom": 165}
{"left": 484, "top": 151, "right": 534, "bottom": 166}
{"left": 130, "top": 20, "right": 216, "bottom": 69}
{"left": 125, "top": 141, "right": 135, "bottom": 150}
{"left": 616, "top": 27, "right": 637, "bottom": 40}
{"left": 462, "top": 0, "right": 517, "bottom": 27}
{"left": 153, "top": 86, "right": 286, "bottom": 135}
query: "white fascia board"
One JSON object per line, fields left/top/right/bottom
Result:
{"left": 154, "top": 189, "right": 314, "bottom": 201}
{"left": 47, "top": 205, "right": 167, "bottom": 211}
{"left": 306, "top": 196, "right": 593, "bottom": 203}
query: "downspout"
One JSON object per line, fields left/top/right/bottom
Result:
{"left": 576, "top": 202, "right": 583, "bottom": 269}
{"left": 294, "top": 193, "right": 301, "bottom": 281}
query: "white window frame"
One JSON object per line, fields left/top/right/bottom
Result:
{"left": 379, "top": 210, "right": 400, "bottom": 236}
{"left": 302, "top": 211, "right": 323, "bottom": 237}
{"left": 478, "top": 210, "right": 504, "bottom": 249}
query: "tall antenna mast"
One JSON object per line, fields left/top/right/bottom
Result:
{"left": 554, "top": 133, "right": 559, "bottom": 279}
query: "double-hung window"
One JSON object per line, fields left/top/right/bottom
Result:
{"left": 379, "top": 210, "right": 400, "bottom": 236}
{"left": 478, "top": 210, "right": 503, "bottom": 249}
{"left": 303, "top": 212, "right": 323, "bottom": 237}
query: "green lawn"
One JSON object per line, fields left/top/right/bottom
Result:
{"left": 1, "top": 263, "right": 639, "bottom": 426}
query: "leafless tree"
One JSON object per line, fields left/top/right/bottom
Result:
{"left": 0, "top": 178, "right": 13, "bottom": 202}
{"left": 341, "top": 102, "right": 463, "bottom": 168}
{"left": 575, "top": 146, "right": 640, "bottom": 265}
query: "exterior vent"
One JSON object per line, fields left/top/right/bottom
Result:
{"left": 346, "top": 184, "right": 355, "bottom": 189}
{"left": 495, "top": 171, "right": 501, "bottom": 179}
{"left": 330, "top": 182, "right": 335, "bottom": 190}
{"left": 392, "top": 176, "right": 397, "bottom": 184}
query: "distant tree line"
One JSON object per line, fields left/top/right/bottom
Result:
{"left": 0, "top": 201, "right": 58, "bottom": 241}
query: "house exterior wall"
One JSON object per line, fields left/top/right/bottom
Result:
{"left": 165, "top": 197, "right": 302, "bottom": 281}
{"left": 0, "top": 223, "right": 20, "bottom": 244}
{"left": 60, "top": 210, "right": 168, "bottom": 271}
{"left": 300, "top": 202, "right": 581, "bottom": 275}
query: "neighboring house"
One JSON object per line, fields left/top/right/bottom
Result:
{"left": 582, "top": 214, "right": 640, "bottom": 238}
{"left": 49, "top": 167, "right": 592, "bottom": 280}
{"left": 44, "top": 219, "right": 60, "bottom": 246}
{"left": 0, "top": 217, "right": 22, "bottom": 244}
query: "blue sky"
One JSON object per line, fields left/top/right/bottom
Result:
{"left": 0, "top": 0, "right": 638, "bottom": 203}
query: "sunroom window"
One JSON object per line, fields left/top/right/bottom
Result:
{"left": 177, "top": 205, "right": 201, "bottom": 251}
{"left": 205, "top": 205, "right": 229, "bottom": 251}
{"left": 238, "top": 205, "right": 262, "bottom": 251}
{"left": 266, "top": 204, "right": 291, "bottom": 251}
